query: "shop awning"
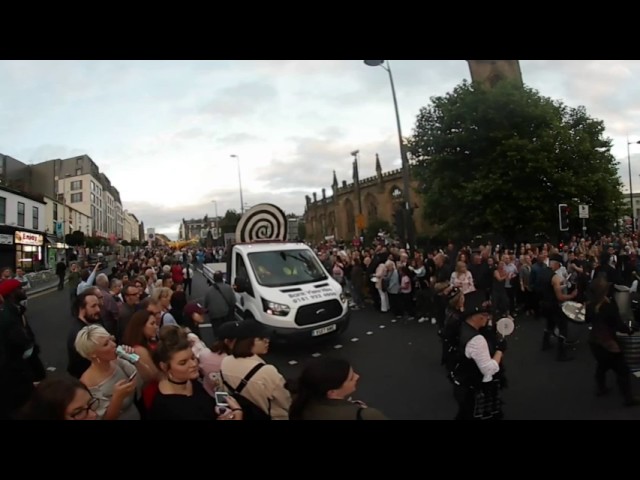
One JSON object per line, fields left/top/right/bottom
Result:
{"left": 45, "top": 235, "right": 59, "bottom": 244}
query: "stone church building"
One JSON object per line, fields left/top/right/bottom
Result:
{"left": 302, "top": 60, "right": 522, "bottom": 244}
{"left": 302, "top": 154, "right": 432, "bottom": 244}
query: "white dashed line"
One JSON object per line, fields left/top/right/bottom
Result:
{"left": 351, "top": 338, "right": 359, "bottom": 342}
{"left": 391, "top": 319, "right": 397, "bottom": 323}
{"left": 334, "top": 344, "right": 343, "bottom": 349}
{"left": 366, "top": 331, "right": 373, "bottom": 335}
{"left": 379, "top": 325, "right": 386, "bottom": 329}
{"left": 288, "top": 360, "right": 298, "bottom": 365}
{"left": 46, "top": 367, "right": 56, "bottom": 372}
{"left": 312, "top": 352, "right": 322, "bottom": 357}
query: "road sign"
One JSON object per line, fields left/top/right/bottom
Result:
{"left": 579, "top": 205, "right": 589, "bottom": 219}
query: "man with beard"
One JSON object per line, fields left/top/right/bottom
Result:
{"left": 67, "top": 290, "right": 102, "bottom": 378}
{"left": 540, "top": 254, "right": 578, "bottom": 361}
{"left": 0, "top": 279, "right": 45, "bottom": 419}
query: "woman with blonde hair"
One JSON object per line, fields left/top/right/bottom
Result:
{"left": 75, "top": 324, "right": 141, "bottom": 420}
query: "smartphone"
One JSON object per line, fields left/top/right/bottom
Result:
{"left": 214, "top": 391, "right": 229, "bottom": 407}
{"left": 127, "top": 370, "right": 138, "bottom": 382}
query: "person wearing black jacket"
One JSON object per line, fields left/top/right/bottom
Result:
{"left": 0, "top": 280, "right": 46, "bottom": 419}
{"left": 587, "top": 275, "right": 640, "bottom": 406}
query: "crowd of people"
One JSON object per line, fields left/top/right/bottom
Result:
{"left": 1, "top": 246, "right": 387, "bottom": 420}
{"left": 3, "top": 229, "right": 640, "bottom": 420}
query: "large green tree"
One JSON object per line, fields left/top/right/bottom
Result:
{"left": 407, "top": 80, "right": 624, "bottom": 242}
{"left": 219, "top": 209, "right": 242, "bottom": 234}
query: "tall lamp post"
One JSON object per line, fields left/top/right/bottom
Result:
{"left": 211, "top": 200, "right": 219, "bottom": 245}
{"left": 364, "top": 60, "right": 414, "bottom": 249}
{"left": 628, "top": 138, "right": 640, "bottom": 233}
{"left": 230, "top": 154, "right": 244, "bottom": 214}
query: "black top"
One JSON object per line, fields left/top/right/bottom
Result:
{"left": 67, "top": 317, "right": 91, "bottom": 378}
{"left": 147, "top": 380, "right": 218, "bottom": 420}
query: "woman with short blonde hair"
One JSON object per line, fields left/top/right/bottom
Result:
{"left": 75, "top": 324, "right": 141, "bottom": 420}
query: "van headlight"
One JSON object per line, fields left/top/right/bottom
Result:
{"left": 262, "top": 298, "right": 291, "bottom": 316}
{"left": 339, "top": 293, "right": 347, "bottom": 303}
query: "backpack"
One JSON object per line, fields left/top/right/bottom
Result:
{"left": 221, "top": 363, "right": 272, "bottom": 421}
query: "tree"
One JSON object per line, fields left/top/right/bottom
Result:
{"left": 407, "top": 80, "right": 624, "bottom": 242}
{"left": 130, "top": 239, "right": 140, "bottom": 247}
{"left": 363, "top": 219, "right": 394, "bottom": 246}
{"left": 65, "top": 230, "right": 85, "bottom": 247}
{"left": 120, "top": 240, "right": 130, "bottom": 247}
{"left": 219, "top": 209, "right": 242, "bottom": 234}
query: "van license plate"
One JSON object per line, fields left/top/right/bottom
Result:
{"left": 312, "top": 324, "right": 337, "bottom": 337}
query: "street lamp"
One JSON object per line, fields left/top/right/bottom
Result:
{"left": 230, "top": 154, "right": 244, "bottom": 214}
{"left": 364, "top": 60, "right": 414, "bottom": 249}
{"left": 211, "top": 200, "right": 219, "bottom": 243}
{"left": 627, "top": 138, "right": 640, "bottom": 233}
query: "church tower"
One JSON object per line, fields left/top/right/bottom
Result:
{"left": 466, "top": 60, "right": 523, "bottom": 88}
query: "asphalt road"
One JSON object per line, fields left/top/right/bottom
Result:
{"left": 28, "top": 269, "right": 640, "bottom": 420}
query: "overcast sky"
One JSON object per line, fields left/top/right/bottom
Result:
{"left": 1, "top": 60, "right": 638, "bottom": 239}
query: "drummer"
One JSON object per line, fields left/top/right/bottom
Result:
{"left": 540, "top": 254, "right": 578, "bottom": 361}
{"left": 586, "top": 275, "right": 640, "bottom": 406}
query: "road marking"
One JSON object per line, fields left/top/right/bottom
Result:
{"left": 288, "top": 360, "right": 298, "bottom": 365}
{"left": 334, "top": 344, "right": 343, "bottom": 349}
{"left": 391, "top": 319, "right": 397, "bottom": 323}
{"left": 366, "top": 331, "right": 373, "bottom": 335}
{"left": 379, "top": 325, "right": 386, "bottom": 329}
{"left": 311, "top": 352, "right": 322, "bottom": 357}
{"left": 46, "top": 366, "right": 56, "bottom": 372}
{"left": 350, "top": 338, "right": 359, "bottom": 342}
{"left": 200, "top": 324, "right": 212, "bottom": 328}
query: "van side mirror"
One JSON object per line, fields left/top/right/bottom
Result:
{"left": 234, "top": 277, "right": 250, "bottom": 293}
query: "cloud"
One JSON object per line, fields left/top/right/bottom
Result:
{"left": 216, "top": 132, "right": 264, "bottom": 147}
{"left": 200, "top": 81, "right": 278, "bottom": 118}
{"left": 256, "top": 135, "right": 401, "bottom": 192}
{"left": 17, "top": 144, "right": 88, "bottom": 164}
{"left": 173, "top": 127, "right": 206, "bottom": 140}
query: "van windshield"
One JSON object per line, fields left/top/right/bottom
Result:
{"left": 247, "top": 250, "right": 328, "bottom": 287}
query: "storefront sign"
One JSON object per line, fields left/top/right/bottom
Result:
{"left": 15, "top": 231, "right": 44, "bottom": 246}
{"left": 0, "top": 234, "right": 13, "bottom": 245}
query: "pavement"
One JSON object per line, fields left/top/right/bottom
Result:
{"left": 27, "top": 268, "right": 640, "bottom": 420}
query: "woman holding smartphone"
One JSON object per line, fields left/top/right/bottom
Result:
{"left": 148, "top": 325, "right": 243, "bottom": 421}
{"left": 75, "top": 325, "right": 142, "bottom": 420}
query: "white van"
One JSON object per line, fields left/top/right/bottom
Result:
{"left": 223, "top": 241, "right": 350, "bottom": 342}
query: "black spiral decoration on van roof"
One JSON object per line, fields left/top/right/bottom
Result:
{"left": 235, "top": 203, "right": 288, "bottom": 243}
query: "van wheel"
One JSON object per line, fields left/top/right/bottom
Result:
{"left": 244, "top": 313, "right": 255, "bottom": 321}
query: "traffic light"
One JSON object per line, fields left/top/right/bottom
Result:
{"left": 558, "top": 204, "right": 569, "bottom": 231}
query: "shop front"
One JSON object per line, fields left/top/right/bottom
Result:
{"left": 0, "top": 226, "right": 46, "bottom": 273}
{"left": 45, "top": 235, "right": 69, "bottom": 269}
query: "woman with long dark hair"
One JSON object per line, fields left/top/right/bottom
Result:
{"left": 289, "top": 357, "right": 387, "bottom": 420}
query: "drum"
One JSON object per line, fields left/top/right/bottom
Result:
{"left": 561, "top": 301, "right": 586, "bottom": 324}
{"left": 496, "top": 317, "right": 515, "bottom": 336}
{"left": 617, "top": 332, "right": 640, "bottom": 374}
{"left": 614, "top": 285, "right": 634, "bottom": 324}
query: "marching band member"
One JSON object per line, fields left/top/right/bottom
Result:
{"left": 451, "top": 293, "right": 506, "bottom": 420}
{"left": 540, "top": 254, "right": 577, "bottom": 361}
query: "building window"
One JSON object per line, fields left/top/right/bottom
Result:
{"left": 0, "top": 197, "right": 5, "bottom": 224}
{"left": 32, "top": 207, "right": 39, "bottom": 230}
{"left": 76, "top": 168, "right": 82, "bottom": 175}
{"left": 17, "top": 202, "right": 25, "bottom": 227}
{"left": 71, "top": 180, "right": 82, "bottom": 190}
{"left": 91, "top": 193, "right": 95, "bottom": 203}
{"left": 53, "top": 202, "right": 58, "bottom": 221}
{"left": 91, "top": 181, "right": 95, "bottom": 192}
{"left": 71, "top": 193, "right": 82, "bottom": 203}
{"left": 16, "top": 245, "right": 42, "bottom": 273}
